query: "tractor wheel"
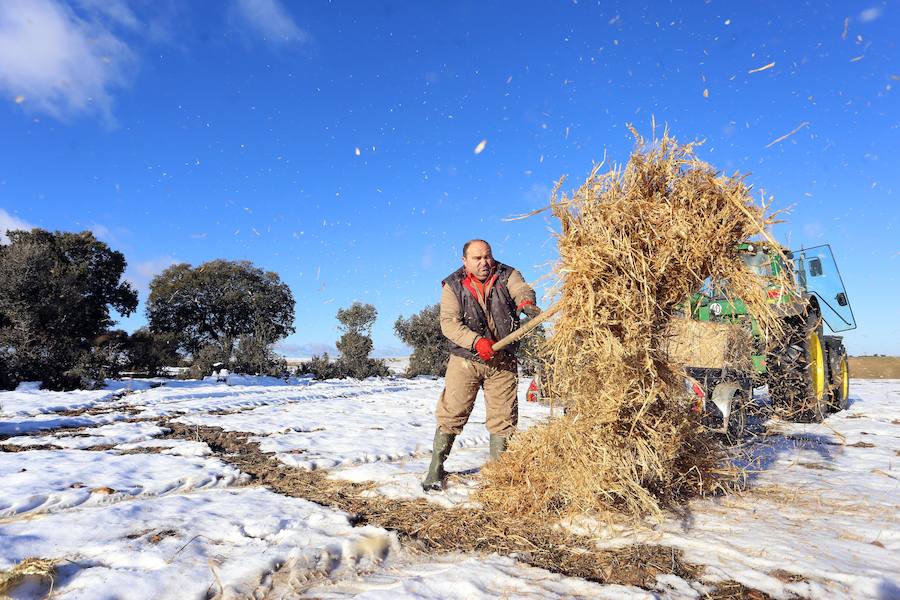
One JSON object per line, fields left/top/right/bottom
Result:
{"left": 829, "top": 350, "right": 851, "bottom": 412}
{"left": 767, "top": 316, "right": 829, "bottom": 423}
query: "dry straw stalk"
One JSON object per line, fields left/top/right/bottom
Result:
{"left": 0, "top": 557, "right": 57, "bottom": 596}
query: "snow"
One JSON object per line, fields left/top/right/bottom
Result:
{"left": 0, "top": 412, "right": 126, "bottom": 437}
{"left": 564, "top": 379, "right": 900, "bottom": 599}
{"left": 3, "top": 421, "right": 169, "bottom": 449}
{"left": 115, "top": 438, "right": 214, "bottom": 457}
{"left": 1, "top": 376, "right": 898, "bottom": 598}
{"left": 0, "top": 489, "right": 398, "bottom": 600}
{"left": 0, "top": 387, "right": 120, "bottom": 417}
{"left": 0, "top": 449, "right": 246, "bottom": 518}
{"left": 173, "top": 378, "right": 551, "bottom": 475}
{"left": 297, "top": 554, "right": 651, "bottom": 599}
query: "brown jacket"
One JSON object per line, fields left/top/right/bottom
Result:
{"left": 440, "top": 263, "right": 536, "bottom": 363}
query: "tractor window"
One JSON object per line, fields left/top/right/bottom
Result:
{"left": 808, "top": 258, "right": 823, "bottom": 277}
{"left": 740, "top": 252, "right": 773, "bottom": 277}
{"left": 791, "top": 245, "right": 857, "bottom": 332}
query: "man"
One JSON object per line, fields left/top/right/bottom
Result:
{"left": 422, "top": 239, "right": 541, "bottom": 491}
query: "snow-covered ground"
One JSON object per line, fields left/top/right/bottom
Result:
{"left": 1, "top": 376, "right": 898, "bottom": 599}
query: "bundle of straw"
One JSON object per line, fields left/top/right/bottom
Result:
{"left": 0, "top": 557, "right": 57, "bottom": 595}
{"left": 480, "top": 130, "right": 788, "bottom": 520}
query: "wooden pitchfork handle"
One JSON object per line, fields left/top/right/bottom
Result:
{"left": 492, "top": 302, "right": 560, "bottom": 352}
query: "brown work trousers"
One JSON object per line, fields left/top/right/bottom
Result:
{"left": 435, "top": 354, "right": 518, "bottom": 436}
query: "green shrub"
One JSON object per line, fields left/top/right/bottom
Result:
{"left": 0, "top": 230, "right": 138, "bottom": 390}
{"left": 233, "top": 334, "right": 287, "bottom": 376}
{"left": 299, "top": 353, "right": 342, "bottom": 379}
{"left": 394, "top": 304, "right": 448, "bottom": 377}
{"left": 123, "top": 328, "right": 182, "bottom": 377}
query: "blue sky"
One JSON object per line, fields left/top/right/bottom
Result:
{"left": 0, "top": 0, "right": 897, "bottom": 356}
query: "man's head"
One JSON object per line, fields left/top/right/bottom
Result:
{"left": 462, "top": 239, "right": 495, "bottom": 281}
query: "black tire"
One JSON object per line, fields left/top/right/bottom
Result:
{"left": 767, "top": 314, "right": 829, "bottom": 423}
{"left": 829, "top": 347, "right": 850, "bottom": 412}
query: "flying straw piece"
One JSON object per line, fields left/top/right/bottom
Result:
{"left": 748, "top": 62, "right": 775, "bottom": 74}
{"left": 474, "top": 139, "right": 488, "bottom": 154}
{"left": 765, "top": 122, "right": 809, "bottom": 148}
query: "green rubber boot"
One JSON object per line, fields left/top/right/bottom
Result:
{"left": 422, "top": 429, "right": 456, "bottom": 491}
{"left": 489, "top": 434, "right": 509, "bottom": 461}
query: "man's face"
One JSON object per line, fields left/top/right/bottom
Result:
{"left": 463, "top": 241, "right": 495, "bottom": 281}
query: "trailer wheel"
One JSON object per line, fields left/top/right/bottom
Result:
{"left": 767, "top": 315, "right": 828, "bottom": 423}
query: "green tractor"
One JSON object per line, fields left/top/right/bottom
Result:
{"left": 688, "top": 243, "right": 856, "bottom": 434}
{"left": 524, "top": 243, "right": 856, "bottom": 442}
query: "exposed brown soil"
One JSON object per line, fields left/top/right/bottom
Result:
{"left": 56, "top": 406, "right": 140, "bottom": 417}
{"left": 848, "top": 356, "right": 900, "bottom": 379}
{"left": 711, "top": 581, "right": 776, "bottom": 599}
{"left": 0, "top": 442, "right": 178, "bottom": 454}
{"left": 770, "top": 568, "right": 807, "bottom": 583}
{"left": 0, "top": 444, "right": 57, "bottom": 452}
{"left": 161, "top": 421, "right": 761, "bottom": 597}
{"left": 798, "top": 462, "right": 835, "bottom": 471}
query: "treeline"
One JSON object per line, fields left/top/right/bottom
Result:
{"left": 0, "top": 228, "right": 542, "bottom": 391}
{"left": 0, "top": 229, "right": 301, "bottom": 390}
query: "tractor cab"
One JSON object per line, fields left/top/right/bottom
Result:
{"left": 734, "top": 242, "right": 856, "bottom": 334}
{"left": 790, "top": 245, "right": 856, "bottom": 333}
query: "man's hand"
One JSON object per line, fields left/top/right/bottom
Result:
{"left": 474, "top": 337, "right": 496, "bottom": 361}
{"left": 518, "top": 300, "right": 542, "bottom": 319}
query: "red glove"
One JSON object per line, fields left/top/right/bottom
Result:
{"left": 474, "top": 337, "right": 496, "bottom": 361}
{"left": 518, "top": 300, "right": 542, "bottom": 318}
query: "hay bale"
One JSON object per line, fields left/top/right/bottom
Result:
{"left": 479, "top": 130, "right": 789, "bottom": 521}
{"left": 661, "top": 317, "right": 753, "bottom": 370}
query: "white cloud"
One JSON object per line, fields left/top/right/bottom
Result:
{"left": 233, "top": 0, "right": 309, "bottom": 44}
{"left": 0, "top": 208, "right": 34, "bottom": 244}
{"left": 0, "top": 0, "right": 135, "bottom": 120}
{"left": 90, "top": 223, "right": 112, "bottom": 240}
{"left": 859, "top": 7, "right": 883, "bottom": 23}
{"left": 88, "top": 221, "right": 132, "bottom": 247}
{"left": 74, "top": 0, "right": 139, "bottom": 30}
{"left": 126, "top": 256, "right": 177, "bottom": 293}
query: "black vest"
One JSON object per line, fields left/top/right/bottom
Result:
{"left": 443, "top": 262, "right": 520, "bottom": 364}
